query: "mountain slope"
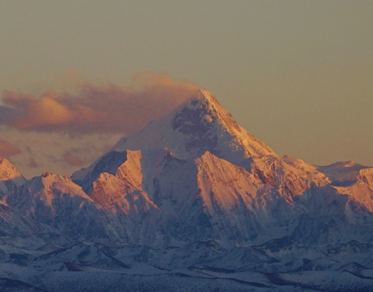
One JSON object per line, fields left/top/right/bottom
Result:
{"left": 244, "top": 155, "right": 331, "bottom": 199}
{"left": 5, "top": 172, "right": 119, "bottom": 242}
{"left": 0, "top": 158, "right": 31, "bottom": 237}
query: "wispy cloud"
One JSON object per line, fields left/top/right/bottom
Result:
{"left": 0, "top": 138, "right": 21, "bottom": 158}
{"left": 62, "top": 152, "right": 86, "bottom": 167}
{"left": 61, "top": 147, "right": 93, "bottom": 167}
{"left": 0, "top": 72, "right": 199, "bottom": 135}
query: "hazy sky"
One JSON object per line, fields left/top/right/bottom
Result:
{"left": 1, "top": 1, "right": 372, "bottom": 178}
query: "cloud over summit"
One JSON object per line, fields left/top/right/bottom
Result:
{"left": 1, "top": 73, "right": 199, "bottom": 135}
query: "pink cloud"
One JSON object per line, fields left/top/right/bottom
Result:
{"left": 0, "top": 139, "right": 21, "bottom": 158}
{"left": 1, "top": 72, "right": 199, "bottom": 135}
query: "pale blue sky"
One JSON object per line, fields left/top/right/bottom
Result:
{"left": 1, "top": 1, "right": 372, "bottom": 177}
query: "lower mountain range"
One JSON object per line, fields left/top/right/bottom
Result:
{"left": 0, "top": 90, "right": 372, "bottom": 291}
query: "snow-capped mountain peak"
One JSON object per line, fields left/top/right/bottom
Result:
{"left": 0, "top": 158, "right": 26, "bottom": 183}
{"left": 0, "top": 157, "right": 27, "bottom": 197}
{"left": 111, "top": 89, "right": 276, "bottom": 166}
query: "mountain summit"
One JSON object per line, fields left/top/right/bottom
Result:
{"left": 112, "top": 90, "right": 276, "bottom": 165}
